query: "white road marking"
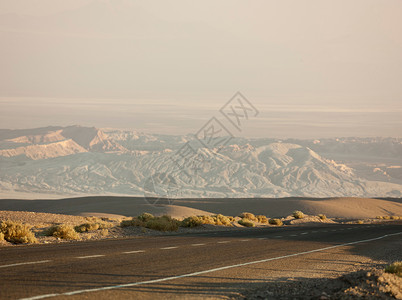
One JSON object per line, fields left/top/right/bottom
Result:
{"left": 160, "top": 246, "right": 178, "bottom": 250}
{"left": 290, "top": 234, "right": 297, "bottom": 237}
{"left": 274, "top": 236, "right": 283, "bottom": 238}
{"left": 258, "top": 237, "right": 266, "bottom": 240}
{"left": 20, "top": 232, "right": 402, "bottom": 300}
{"left": 240, "top": 239, "right": 249, "bottom": 242}
{"left": 331, "top": 230, "right": 337, "bottom": 232}
{"left": 123, "top": 250, "right": 145, "bottom": 254}
{"left": 76, "top": 255, "right": 105, "bottom": 259}
{"left": 301, "top": 232, "right": 308, "bottom": 235}
{"left": 217, "top": 241, "right": 230, "bottom": 244}
{"left": 191, "top": 244, "right": 205, "bottom": 246}
{"left": 0, "top": 260, "right": 51, "bottom": 269}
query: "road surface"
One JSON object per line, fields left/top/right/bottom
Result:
{"left": 1, "top": 223, "right": 401, "bottom": 299}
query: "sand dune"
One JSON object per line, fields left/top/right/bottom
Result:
{"left": 0, "top": 196, "right": 400, "bottom": 219}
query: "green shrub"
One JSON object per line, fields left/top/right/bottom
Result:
{"left": 44, "top": 224, "right": 80, "bottom": 240}
{"left": 318, "top": 214, "right": 327, "bottom": 220}
{"left": 292, "top": 210, "right": 305, "bottom": 219}
{"left": 238, "top": 218, "right": 255, "bottom": 227}
{"left": 256, "top": 215, "right": 268, "bottom": 224}
{"left": 385, "top": 262, "right": 402, "bottom": 277}
{"left": 239, "top": 212, "right": 258, "bottom": 222}
{"left": 0, "top": 221, "right": 37, "bottom": 244}
{"left": 268, "top": 218, "right": 283, "bottom": 226}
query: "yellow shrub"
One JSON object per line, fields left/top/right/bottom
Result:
{"left": 256, "top": 215, "right": 268, "bottom": 224}
{"left": 0, "top": 221, "right": 37, "bottom": 244}
{"left": 44, "top": 224, "right": 80, "bottom": 240}
{"left": 238, "top": 218, "right": 255, "bottom": 227}
{"left": 269, "top": 218, "right": 283, "bottom": 226}
{"left": 239, "top": 212, "right": 258, "bottom": 222}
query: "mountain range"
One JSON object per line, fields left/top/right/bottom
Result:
{"left": 0, "top": 125, "right": 401, "bottom": 199}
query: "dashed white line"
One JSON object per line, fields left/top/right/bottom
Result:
{"left": 290, "top": 234, "right": 297, "bottom": 237}
{"left": 0, "top": 260, "right": 51, "bottom": 269}
{"left": 217, "top": 241, "right": 230, "bottom": 244}
{"left": 160, "top": 246, "right": 178, "bottom": 250}
{"left": 76, "top": 255, "right": 105, "bottom": 259}
{"left": 301, "top": 232, "right": 308, "bottom": 235}
{"left": 21, "top": 232, "right": 402, "bottom": 300}
{"left": 191, "top": 244, "right": 205, "bottom": 247}
{"left": 123, "top": 250, "right": 145, "bottom": 254}
{"left": 258, "top": 237, "right": 267, "bottom": 240}
{"left": 240, "top": 239, "right": 249, "bottom": 242}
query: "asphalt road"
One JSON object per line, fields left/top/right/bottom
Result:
{"left": 0, "top": 223, "right": 401, "bottom": 300}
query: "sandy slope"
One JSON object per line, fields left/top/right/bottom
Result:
{"left": 0, "top": 196, "right": 400, "bottom": 219}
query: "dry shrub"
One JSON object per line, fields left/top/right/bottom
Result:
{"left": 44, "top": 224, "right": 80, "bottom": 240}
{"left": 293, "top": 210, "right": 305, "bottom": 219}
{"left": 181, "top": 216, "right": 203, "bottom": 228}
{"left": 269, "top": 218, "right": 283, "bottom": 226}
{"left": 376, "top": 216, "right": 384, "bottom": 219}
{"left": 75, "top": 223, "right": 100, "bottom": 233}
{"left": 0, "top": 221, "right": 37, "bottom": 244}
{"left": 0, "top": 232, "right": 4, "bottom": 241}
{"left": 120, "top": 218, "right": 144, "bottom": 227}
{"left": 145, "top": 215, "right": 180, "bottom": 231}
{"left": 390, "top": 216, "right": 400, "bottom": 220}
{"left": 385, "top": 262, "right": 402, "bottom": 277}
{"left": 238, "top": 218, "right": 255, "bottom": 227}
{"left": 198, "top": 215, "right": 216, "bottom": 225}
{"left": 357, "top": 220, "right": 364, "bottom": 224}
{"left": 383, "top": 216, "right": 391, "bottom": 220}
{"left": 121, "top": 214, "right": 179, "bottom": 231}
{"left": 138, "top": 213, "right": 155, "bottom": 222}
{"left": 214, "top": 214, "right": 232, "bottom": 226}
{"left": 239, "top": 212, "right": 258, "bottom": 222}
{"left": 318, "top": 214, "right": 327, "bottom": 220}
{"left": 256, "top": 215, "right": 268, "bottom": 224}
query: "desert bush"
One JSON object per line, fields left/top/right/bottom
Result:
{"left": 75, "top": 223, "right": 100, "bottom": 233}
{"left": 0, "top": 221, "right": 37, "bottom": 244}
{"left": 385, "top": 261, "right": 402, "bottom": 277}
{"left": 138, "top": 213, "right": 155, "bottom": 222}
{"left": 120, "top": 218, "right": 144, "bottom": 228}
{"left": 292, "top": 210, "right": 305, "bottom": 219}
{"left": 214, "top": 214, "right": 233, "bottom": 226}
{"left": 357, "top": 220, "right": 364, "bottom": 224}
{"left": 256, "top": 215, "right": 268, "bottom": 224}
{"left": 390, "top": 216, "right": 400, "bottom": 220}
{"left": 383, "top": 215, "right": 391, "bottom": 220}
{"left": 198, "top": 215, "right": 216, "bottom": 225}
{"left": 44, "top": 224, "right": 80, "bottom": 240}
{"left": 0, "top": 232, "right": 4, "bottom": 241}
{"left": 268, "top": 218, "right": 283, "bottom": 226}
{"left": 181, "top": 216, "right": 203, "bottom": 228}
{"left": 238, "top": 218, "right": 255, "bottom": 227}
{"left": 145, "top": 215, "right": 180, "bottom": 231}
{"left": 376, "top": 216, "right": 383, "bottom": 219}
{"left": 318, "top": 214, "right": 327, "bottom": 220}
{"left": 239, "top": 212, "right": 258, "bottom": 222}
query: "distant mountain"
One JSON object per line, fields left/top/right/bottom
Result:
{"left": 0, "top": 126, "right": 401, "bottom": 198}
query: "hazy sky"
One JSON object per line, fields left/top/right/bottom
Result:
{"left": 0, "top": 0, "right": 401, "bottom": 138}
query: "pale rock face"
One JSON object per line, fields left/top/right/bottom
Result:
{"left": 0, "top": 126, "right": 401, "bottom": 198}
